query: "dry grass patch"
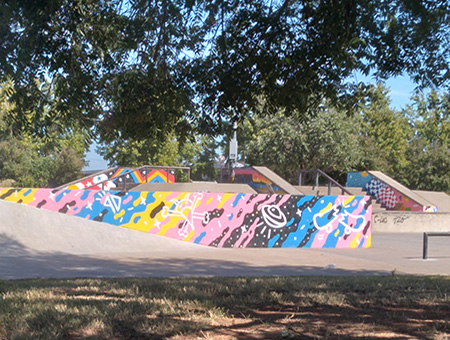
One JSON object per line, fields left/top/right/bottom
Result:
{"left": 0, "top": 276, "right": 449, "bottom": 339}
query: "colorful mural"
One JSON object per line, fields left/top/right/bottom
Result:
{"left": 67, "top": 168, "right": 175, "bottom": 190}
{"left": 346, "top": 172, "right": 373, "bottom": 189}
{"left": 347, "top": 172, "right": 437, "bottom": 212}
{"left": 233, "top": 168, "right": 284, "bottom": 194}
{"left": 67, "top": 167, "right": 130, "bottom": 190}
{"left": 0, "top": 187, "right": 372, "bottom": 248}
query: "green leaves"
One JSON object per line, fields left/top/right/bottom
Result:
{"left": 1, "top": 0, "right": 449, "bottom": 141}
{"left": 239, "top": 104, "right": 363, "bottom": 183}
{"left": 0, "top": 79, "right": 88, "bottom": 187}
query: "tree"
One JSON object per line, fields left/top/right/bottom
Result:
{"left": 97, "top": 132, "right": 180, "bottom": 168}
{"left": 98, "top": 133, "right": 219, "bottom": 181}
{"left": 241, "top": 105, "right": 363, "bottom": 183}
{"left": 0, "top": 80, "right": 88, "bottom": 187}
{"left": 401, "top": 138, "right": 450, "bottom": 191}
{"left": 405, "top": 90, "right": 450, "bottom": 146}
{"left": 358, "top": 84, "right": 412, "bottom": 175}
{"left": 399, "top": 90, "right": 450, "bottom": 191}
{"left": 1, "top": 0, "right": 449, "bottom": 141}
{"left": 179, "top": 136, "right": 219, "bottom": 181}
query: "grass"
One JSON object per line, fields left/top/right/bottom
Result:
{"left": 0, "top": 276, "right": 449, "bottom": 339}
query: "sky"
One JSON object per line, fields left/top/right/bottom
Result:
{"left": 82, "top": 75, "right": 420, "bottom": 171}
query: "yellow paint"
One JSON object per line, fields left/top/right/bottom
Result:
{"left": 184, "top": 229, "right": 195, "bottom": 242}
{"left": 135, "top": 198, "right": 171, "bottom": 232}
{"left": 334, "top": 229, "right": 340, "bottom": 237}
{"left": 343, "top": 196, "right": 354, "bottom": 207}
{"left": 133, "top": 192, "right": 147, "bottom": 207}
{"left": 1, "top": 189, "right": 36, "bottom": 205}
{"left": 217, "top": 193, "right": 233, "bottom": 208}
{"left": 361, "top": 171, "right": 369, "bottom": 177}
{"left": 121, "top": 222, "right": 149, "bottom": 232}
{"left": 319, "top": 202, "right": 333, "bottom": 217}
{"left": 350, "top": 233, "right": 360, "bottom": 248}
{"left": 114, "top": 209, "right": 125, "bottom": 220}
{"left": 159, "top": 217, "right": 181, "bottom": 235}
{"left": 366, "top": 234, "right": 372, "bottom": 248}
{"left": 206, "top": 197, "right": 213, "bottom": 205}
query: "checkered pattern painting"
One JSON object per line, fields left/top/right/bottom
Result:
{"left": 352, "top": 171, "right": 436, "bottom": 212}
{"left": 366, "top": 178, "right": 398, "bottom": 209}
{"left": 378, "top": 186, "right": 397, "bottom": 209}
{"left": 366, "top": 178, "right": 385, "bottom": 197}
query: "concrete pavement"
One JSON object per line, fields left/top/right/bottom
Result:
{"left": 1, "top": 200, "right": 449, "bottom": 280}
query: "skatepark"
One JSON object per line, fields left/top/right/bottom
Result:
{"left": 1, "top": 166, "right": 449, "bottom": 280}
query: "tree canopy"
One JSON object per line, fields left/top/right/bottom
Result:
{"left": 1, "top": 0, "right": 449, "bottom": 140}
{"left": 0, "top": 79, "right": 87, "bottom": 187}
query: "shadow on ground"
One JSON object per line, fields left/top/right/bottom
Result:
{"left": 0, "top": 235, "right": 392, "bottom": 279}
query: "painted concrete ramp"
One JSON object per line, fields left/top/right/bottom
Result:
{"left": 412, "top": 190, "right": 450, "bottom": 213}
{"left": 252, "top": 166, "right": 303, "bottom": 194}
{"left": 368, "top": 171, "right": 435, "bottom": 208}
{"left": 55, "top": 167, "right": 120, "bottom": 190}
{"left": 0, "top": 199, "right": 200, "bottom": 256}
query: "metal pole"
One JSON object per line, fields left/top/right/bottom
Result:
{"left": 423, "top": 232, "right": 428, "bottom": 260}
{"left": 328, "top": 181, "right": 331, "bottom": 195}
{"left": 315, "top": 172, "right": 319, "bottom": 188}
{"left": 298, "top": 172, "right": 302, "bottom": 186}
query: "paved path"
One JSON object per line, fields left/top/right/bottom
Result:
{"left": 1, "top": 200, "right": 449, "bottom": 280}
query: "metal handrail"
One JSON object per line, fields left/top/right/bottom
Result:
{"left": 54, "top": 166, "right": 120, "bottom": 190}
{"left": 84, "top": 165, "right": 191, "bottom": 191}
{"left": 298, "top": 169, "right": 353, "bottom": 196}
{"left": 423, "top": 232, "right": 450, "bottom": 259}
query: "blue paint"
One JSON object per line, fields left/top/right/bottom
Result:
{"left": 286, "top": 217, "right": 295, "bottom": 227}
{"left": 232, "top": 193, "right": 245, "bottom": 207}
{"left": 228, "top": 213, "right": 233, "bottom": 221}
{"left": 194, "top": 232, "right": 207, "bottom": 244}
{"left": 23, "top": 189, "right": 33, "bottom": 196}
{"left": 282, "top": 232, "right": 301, "bottom": 248}
{"left": 54, "top": 191, "right": 67, "bottom": 203}
{"left": 359, "top": 237, "right": 365, "bottom": 248}
{"left": 80, "top": 190, "right": 91, "bottom": 200}
{"left": 268, "top": 234, "right": 280, "bottom": 248}
{"left": 297, "top": 195, "right": 315, "bottom": 207}
{"left": 346, "top": 172, "right": 373, "bottom": 188}
{"left": 323, "top": 230, "right": 339, "bottom": 248}
{"left": 130, "top": 173, "right": 138, "bottom": 182}
{"left": 144, "top": 192, "right": 156, "bottom": 205}
{"left": 133, "top": 215, "right": 141, "bottom": 224}
{"left": 284, "top": 223, "right": 314, "bottom": 248}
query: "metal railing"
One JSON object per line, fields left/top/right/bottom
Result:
{"left": 54, "top": 166, "right": 120, "bottom": 191}
{"left": 298, "top": 169, "right": 353, "bottom": 196}
{"left": 423, "top": 232, "right": 450, "bottom": 259}
{"left": 84, "top": 165, "right": 191, "bottom": 191}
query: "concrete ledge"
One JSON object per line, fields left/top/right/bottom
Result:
{"left": 373, "top": 211, "right": 450, "bottom": 232}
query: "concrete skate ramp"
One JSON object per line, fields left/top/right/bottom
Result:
{"left": 2, "top": 201, "right": 450, "bottom": 279}
{"left": 133, "top": 182, "right": 257, "bottom": 193}
{"left": 252, "top": 166, "right": 303, "bottom": 195}
{"left": 412, "top": 190, "right": 450, "bottom": 213}
{"left": 369, "top": 171, "right": 434, "bottom": 208}
{"left": 0, "top": 199, "right": 200, "bottom": 256}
